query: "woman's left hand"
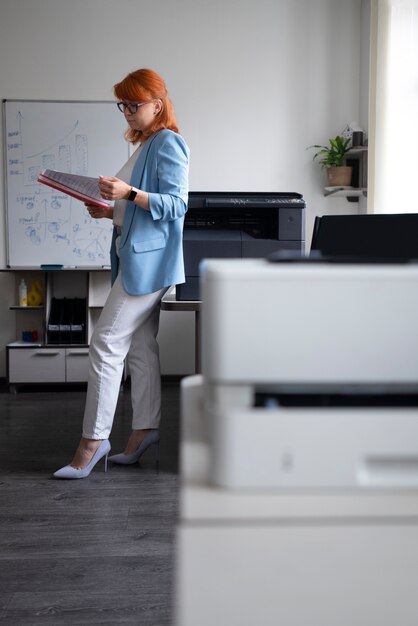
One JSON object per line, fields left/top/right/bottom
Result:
{"left": 98, "top": 175, "right": 131, "bottom": 201}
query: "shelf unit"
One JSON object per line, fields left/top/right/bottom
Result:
{"left": 7, "top": 269, "right": 111, "bottom": 388}
{"left": 324, "top": 186, "right": 367, "bottom": 199}
{"left": 324, "top": 146, "right": 368, "bottom": 202}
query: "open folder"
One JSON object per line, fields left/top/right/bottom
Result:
{"left": 37, "top": 169, "right": 111, "bottom": 209}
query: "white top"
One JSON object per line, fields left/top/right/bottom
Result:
{"left": 112, "top": 143, "right": 144, "bottom": 227}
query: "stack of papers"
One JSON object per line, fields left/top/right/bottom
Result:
{"left": 37, "top": 169, "right": 110, "bottom": 209}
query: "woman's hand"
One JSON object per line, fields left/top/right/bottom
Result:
{"left": 98, "top": 175, "right": 131, "bottom": 202}
{"left": 85, "top": 203, "right": 113, "bottom": 220}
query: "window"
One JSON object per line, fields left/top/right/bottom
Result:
{"left": 369, "top": 0, "right": 418, "bottom": 213}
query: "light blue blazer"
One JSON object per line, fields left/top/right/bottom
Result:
{"left": 111, "top": 129, "right": 190, "bottom": 296}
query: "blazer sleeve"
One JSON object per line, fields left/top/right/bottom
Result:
{"left": 148, "top": 132, "right": 190, "bottom": 222}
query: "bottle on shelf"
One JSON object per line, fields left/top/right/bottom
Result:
{"left": 27, "top": 280, "right": 43, "bottom": 306}
{"left": 18, "top": 279, "right": 28, "bottom": 307}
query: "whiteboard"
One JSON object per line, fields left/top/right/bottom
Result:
{"left": 4, "top": 100, "right": 129, "bottom": 268}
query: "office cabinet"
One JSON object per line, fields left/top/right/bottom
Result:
{"left": 6, "top": 269, "right": 194, "bottom": 385}
{"left": 65, "top": 347, "right": 91, "bottom": 382}
{"left": 8, "top": 347, "right": 66, "bottom": 383}
{"left": 8, "top": 346, "right": 89, "bottom": 383}
{"left": 7, "top": 269, "right": 110, "bottom": 387}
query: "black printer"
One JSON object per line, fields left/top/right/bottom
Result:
{"left": 176, "top": 191, "right": 306, "bottom": 300}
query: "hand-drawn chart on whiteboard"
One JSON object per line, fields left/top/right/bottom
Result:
{"left": 4, "top": 100, "right": 129, "bottom": 267}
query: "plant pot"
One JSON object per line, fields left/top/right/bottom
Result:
{"left": 326, "top": 166, "right": 352, "bottom": 187}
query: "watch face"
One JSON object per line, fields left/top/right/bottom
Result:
{"left": 128, "top": 188, "right": 137, "bottom": 201}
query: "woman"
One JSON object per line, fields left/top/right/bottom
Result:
{"left": 54, "top": 68, "right": 189, "bottom": 478}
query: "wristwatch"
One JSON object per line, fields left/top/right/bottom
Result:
{"left": 127, "top": 187, "right": 138, "bottom": 202}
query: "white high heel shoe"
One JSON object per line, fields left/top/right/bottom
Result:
{"left": 53, "top": 439, "right": 111, "bottom": 479}
{"left": 108, "top": 430, "right": 160, "bottom": 466}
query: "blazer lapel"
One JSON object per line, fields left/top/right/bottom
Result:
{"left": 119, "top": 132, "right": 162, "bottom": 246}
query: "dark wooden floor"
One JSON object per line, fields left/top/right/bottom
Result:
{"left": 0, "top": 378, "right": 181, "bottom": 625}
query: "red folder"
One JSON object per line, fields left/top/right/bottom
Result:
{"left": 37, "top": 169, "right": 110, "bottom": 209}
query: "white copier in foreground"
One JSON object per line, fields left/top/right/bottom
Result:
{"left": 198, "top": 258, "right": 418, "bottom": 489}
{"left": 175, "top": 259, "right": 418, "bottom": 626}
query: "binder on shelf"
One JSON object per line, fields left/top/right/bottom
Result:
{"left": 47, "top": 297, "right": 87, "bottom": 344}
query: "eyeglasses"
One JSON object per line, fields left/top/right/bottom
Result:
{"left": 116, "top": 101, "right": 153, "bottom": 114}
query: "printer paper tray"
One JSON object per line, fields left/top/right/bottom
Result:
{"left": 209, "top": 406, "right": 418, "bottom": 490}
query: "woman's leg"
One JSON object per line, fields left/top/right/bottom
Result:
{"left": 123, "top": 301, "right": 163, "bottom": 454}
{"left": 129, "top": 302, "right": 162, "bottom": 428}
{"left": 70, "top": 276, "right": 165, "bottom": 467}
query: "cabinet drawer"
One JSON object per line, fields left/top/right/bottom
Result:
{"left": 66, "top": 348, "right": 90, "bottom": 382}
{"left": 9, "top": 348, "right": 66, "bottom": 383}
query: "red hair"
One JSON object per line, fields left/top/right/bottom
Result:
{"left": 114, "top": 68, "right": 179, "bottom": 144}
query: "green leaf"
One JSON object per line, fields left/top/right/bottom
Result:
{"left": 306, "top": 134, "right": 351, "bottom": 168}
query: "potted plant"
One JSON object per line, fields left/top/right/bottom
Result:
{"left": 308, "top": 135, "right": 352, "bottom": 186}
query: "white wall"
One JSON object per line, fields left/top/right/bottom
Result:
{"left": 0, "top": 0, "right": 364, "bottom": 377}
